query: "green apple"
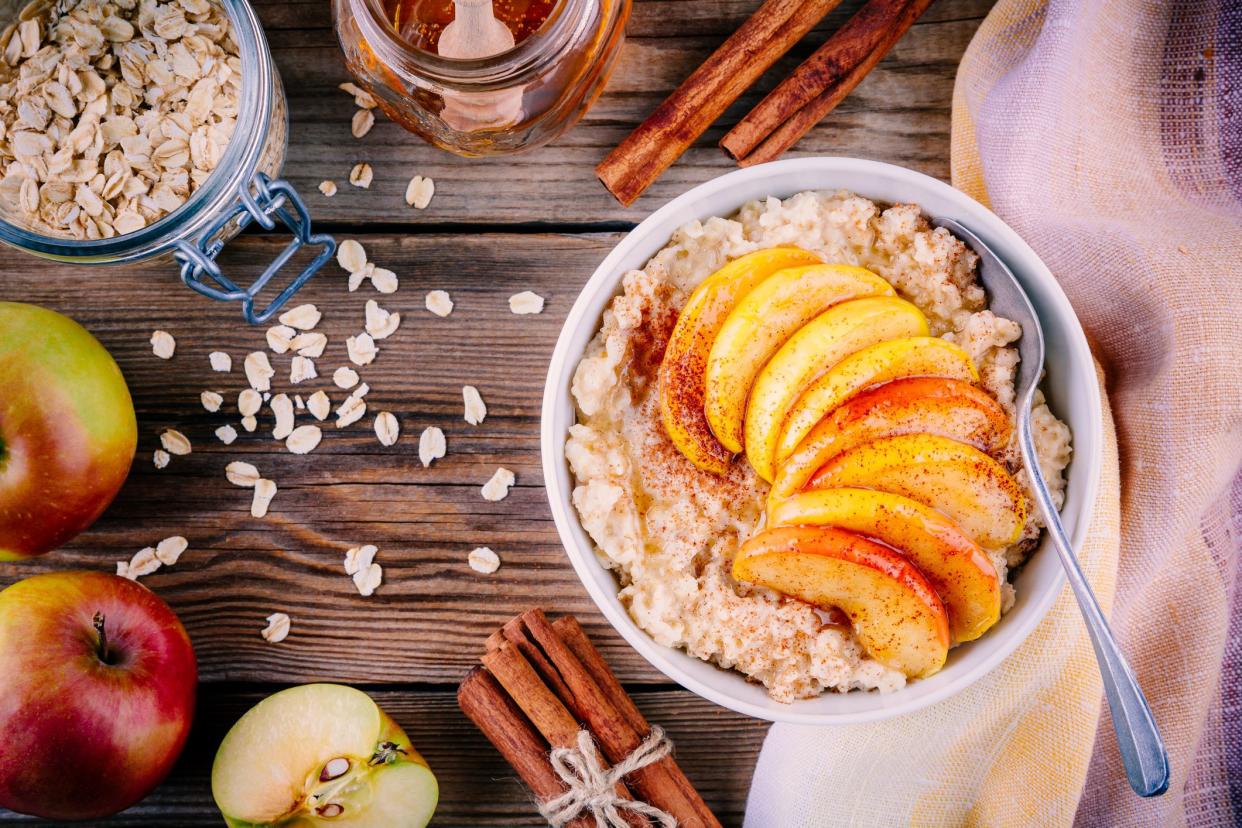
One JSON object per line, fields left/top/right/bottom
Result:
{"left": 212, "top": 684, "right": 439, "bottom": 827}
{"left": 0, "top": 302, "right": 137, "bottom": 559}
{"left": 0, "top": 571, "right": 197, "bottom": 819}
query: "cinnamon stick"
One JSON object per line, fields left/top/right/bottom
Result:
{"left": 483, "top": 643, "right": 649, "bottom": 828}
{"left": 456, "top": 668, "right": 594, "bottom": 828}
{"left": 501, "top": 614, "right": 576, "bottom": 705}
{"left": 520, "top": 610, "right": 722, "bottom": 828}
{"left": 596, "top": 0, "right": 845, "bottom": 205}
{"left": 553, "top": 616, "right": 713, "bottom": 824}
{"left": 721, "top": 0, "right": 935, "bottom": 165}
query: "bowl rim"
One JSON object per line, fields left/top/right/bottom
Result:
{"left": 540, "top": 157, "right": 1102, "bottom": 724}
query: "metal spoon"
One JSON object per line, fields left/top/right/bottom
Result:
{"left": 934, "top": 217, "right": 1169, "bottom": 798}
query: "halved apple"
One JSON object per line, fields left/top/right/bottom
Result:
{"left": 659, "top": 247, "right": 823, "bottom": 473}
{"left": 744, "top": 296, "right": 929, "bottom": 482}
{"left": 212, "top": 684, "right": 438, "bottom": 827}
{"left": 776, "top": 336, "right": 980, "bottom": 464}
{"left": 703, "top": 264, "right": 894, "bottom": 453}
{"left": 808, "top": 434, "right": 1027, "bottom": 549}
{"left": 770, "top": 376, "right": 1012, "bottom": 502}
{"left": 769, "top": 489, "right": 1002, "bottom": 642}
{"left": 734, "top": 526, "right": 949, "bottom": 678}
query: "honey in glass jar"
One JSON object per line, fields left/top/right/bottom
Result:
{"left": 383, "top": 0, "right": 558, "bottom": 53}
{"left": 333, "top": 0, "right": 629, "bottom": 155}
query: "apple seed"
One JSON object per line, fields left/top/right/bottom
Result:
{"left": 320, "top": 757, "right": 350, "bottom": 781}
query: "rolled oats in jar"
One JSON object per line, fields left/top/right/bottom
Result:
{"left": 0, "top": 0, "right": 329, "bottom": 324}
{"left": 0, "top": 0, "right": 244, "bottom": 240}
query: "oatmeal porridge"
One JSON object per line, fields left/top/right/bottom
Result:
{"left": 566, "top": 190, "right": 1073, "bottom": 702}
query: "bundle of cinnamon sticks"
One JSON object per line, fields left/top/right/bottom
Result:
{"left": 458, "top": 609, "right": 720, "bottom": 827}
{"left": 597, "top": 0, "right": 935, "bottom": 205}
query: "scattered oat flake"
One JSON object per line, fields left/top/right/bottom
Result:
{"left": 319, "top": 180, "right": 338, "bottom": 197}
{"left": 307, "top": 390, "right": 331, "bottom": 421}
{"left": 286, "top": 425, "right": 323, "bottom": 455}
{"left": 353, "top": 562, "right": 382, "bottom": 597}
{"left": 271, "top": 394, "right": 295, "bottom": 440}
{"left": 239, "top": 388, "right": 262, "bottom": 417}
{"left": 251, "top": 479, "right": 277, "bottom": 517}
{"left": 337, "top": 239, "right": 367, "bottom": 273}
{"left": 153, "top": 449, "right": 170, "bottom": 469}
{"left": 209, "top": 352, "right": 232, "bottom": 372}
{"left": 244, "top": 351, "right": 275, "bottom": 392}
{"left": 266, "top": 325, "right": 296, "bottom": 354}
{"left": 463, "top": 386, "right": 487, "bottom": 425}
{"left": 332, "top": 367, "right": 360, "bottom": 391}
{"left": 290, "top": 355, "right": 318, "bottom": 384}
{"left": 348, "top": 264, "right": 372, "bottom": 293}
{"left": 261, "top": 612, "right": 291, "bottom": 643}
{"left": 349, "top": 163, "right": 373, "bottom": 188}
{"left": 292, "top": 332, "right": 328, "bottom": 358}
{"left": 351, "top": 108, "right": 375, "bottom": 139}
{"left": 336, "top": 394, "right": 367, "bottom": 428}
{"left": 241, "top": 415, "right": 258, "bottom": 433}
{"left": 468, "top": 546, "right": 501, "bottom": 574}
{"left": 201, "top": 391, "right": 224, "bottom": 413}
{"left": 405, "top": 175, "right": 434, "bottom": 209}
{"left": 216, "top": 424, "right": 238, "bottom": 445}
{"left": 344, "top": 544, "right": 377, "bottom": 576}
{"left": 481, "top": 467, "right": 515, "bottom": 502}
{"left": 127, "top": 547, "right": 161, "bottom": 579}
{"left": 374, "top": 411, "right": 400, "bottom": 446}
{"left": 509, "top": 291, "right": 545, "bottom": 314}
{"left": 425, "top": 290, "right": 453, "bottom": 317}
{"left": 155, "top": 536, "right": 188, "bottom": 566}
{"left": 339, "top": 82, "right": 377, "bottom": 109}
{"left": 369, "top": 267, "right": 399, "bottom": 294}
{"left": 116, "top": 561, "right": 131, "bottom": 578}
{"left": 352, "top": 383, "right": 371, "bottom": 399}
{"left": 365, "top": 300, "right": 401, "bottom": 339}
{"left": 346, "top": 333, "right": 378, "bottom": 366}
{"left": 418, "top": 426, "right": 446, "bottom": 467}
{"left": 150, "top": 330, "right": 176, "bottom": 359}
{"left": 280, "top": 304, "right": 321, "bottom": 331}
{"left": 161, "top": 429, "right": 192, "bottom": 456}
{"left": 226, "top": 461, "right": 261, "bottom": 487}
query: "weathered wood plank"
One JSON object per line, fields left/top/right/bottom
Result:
{"left": 0, "top": 688, "right": 768, "bottom": 826}
{"left": 260, "top": 0, "right": 987, "bottom": 225}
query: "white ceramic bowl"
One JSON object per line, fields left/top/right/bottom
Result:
{"left": 541, "top": 157, "right": 1101, "bottom": 724}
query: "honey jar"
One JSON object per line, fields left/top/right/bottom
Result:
{"left": 333, "top": 0, "right": 629, "bottom": 156}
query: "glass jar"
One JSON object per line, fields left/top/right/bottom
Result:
{"left": 0, "top": 0, "right": 333, "bottom": 323}
{"left": 334, "top": 0, "right": 629, "bottom": 156}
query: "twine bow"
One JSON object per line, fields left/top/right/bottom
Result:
{"left": 539, "top": 726, "right": 678, "bottom": 828}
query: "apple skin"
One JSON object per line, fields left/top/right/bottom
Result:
{"left": 0, "top": 571, "right": 197, "bottom": 819}
{"left": 0, "top": 302, "right": 138, "bottom": 560}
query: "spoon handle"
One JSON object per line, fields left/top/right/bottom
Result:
{"left": 1020, "top": 423, "right": 1169, "bottom": 797}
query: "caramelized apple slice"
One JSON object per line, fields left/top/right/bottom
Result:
{"left": 744, "top": 296, "right": 929, "bottom": 482}
{"left": 734, "top": 526, "right": 950, "bottom": 678}
{"left": 808, "top": 434, "right": 1027, "bottom": 548}
{"left": 776, "top": 336, "right": 980, "bottom": 464}
{"left": 770, "top": 376, "right": 1012, "bottom": 502}
{"left": 769, "top": 489, "right": 1002, "bottom": 642}
{"left": 703, "top": 264, "right": 894, "bottom": 453}
{"left": 659, "top": 247, "right": 823, "bottom": 474}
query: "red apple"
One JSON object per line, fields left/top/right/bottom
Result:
{"left": 0, "top": 302, "right": 138, "bottom": 560}
{"left": 0, "top": 571, "right": 197, "bottom": 819}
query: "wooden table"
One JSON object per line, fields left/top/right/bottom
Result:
{"left": 0, "top": 0, "right": 989, "bottom": 823}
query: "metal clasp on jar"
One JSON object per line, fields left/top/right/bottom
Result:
{"left": 174, "top": 173, "right": 335, "bottom": 325}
